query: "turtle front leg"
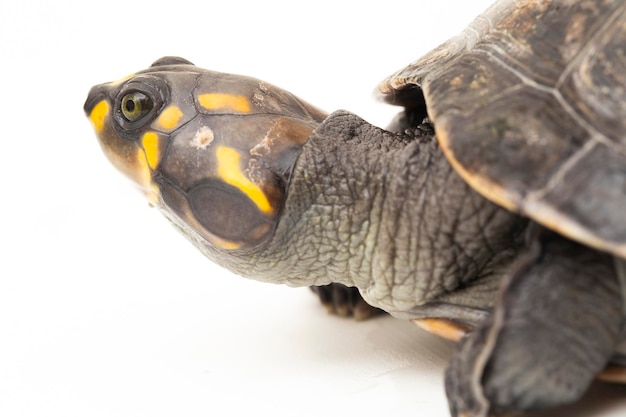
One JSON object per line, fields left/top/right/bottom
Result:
{"left": 310, "top": 283, "right": 384, "bottom": 320}
{"left": 446, "top": 232, "right": 624, "bottom": 417}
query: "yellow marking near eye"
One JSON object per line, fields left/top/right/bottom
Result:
{"left": 88, "top": 100, "right": 110, "bottom": 133}
{"left": 198, "top": 93, "right": 251, "bottom": 113}
{"left": 216, "top": 146, "right": 271, "bottom": 214}
{"left": 155, "top": 105, "right": 183, "bottom": 130}
{"left": 141, "top": 131, "right": 160, "bottom": 170}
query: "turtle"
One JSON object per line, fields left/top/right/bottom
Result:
{"left": 83, "top": 0, "right": 626, "bottom": 415}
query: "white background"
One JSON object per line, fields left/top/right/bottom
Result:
{"left": 1, "top": 1, "right": 625, "bottom": 416}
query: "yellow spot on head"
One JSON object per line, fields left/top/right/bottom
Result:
{"left": 198, "top": 93, "right": 251, "bottom": 113}
{"left": 88, "top": 100, "right": 110, "bottom": 133}
{"left": 155, "top": 105, "right": 183, "bottom": 131}
{"left": 141, "top": 131, "right": 160, "bottom": 170}
{"left": 216, "top": 146, "right": 271, "bottom": 214}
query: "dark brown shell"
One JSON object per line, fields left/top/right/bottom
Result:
{"left": 379, "top": 0, "right": 626, "bottom": 258}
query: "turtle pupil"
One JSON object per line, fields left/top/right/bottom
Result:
{"left": 125, "top": 100, "right": 136, "bottom": 113}
{"left": 120, "top": 92, "right": 153, "bottom": 122}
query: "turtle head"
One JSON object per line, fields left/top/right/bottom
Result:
{"left": 84, "top": 57, "right": 327, "bottom": 251}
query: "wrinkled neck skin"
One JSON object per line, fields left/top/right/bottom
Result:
{"left": 200, "top": 110, "right": 527, "bottom": 320}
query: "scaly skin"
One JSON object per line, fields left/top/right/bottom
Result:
{"left": 191, "top": 110, "right": 527, "bottom": 322}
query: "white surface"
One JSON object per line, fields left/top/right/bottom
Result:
{"left": 1, "top": 1, "right": 625, "bottom": 416}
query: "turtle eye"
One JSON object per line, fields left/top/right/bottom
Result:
{"left": 120, "top": 92, "right": 154, "bottom": 122}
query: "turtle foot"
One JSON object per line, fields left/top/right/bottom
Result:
{"left": 310, "top": 283, "right": 384, "bottom": 320}
{"left": 446, "top": 233, "right": 623, "bottom": 417}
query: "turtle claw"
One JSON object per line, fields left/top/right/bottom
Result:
{"left": 310, "top": 283, "right": 384, "bottom": 320}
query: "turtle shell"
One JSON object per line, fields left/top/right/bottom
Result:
{"left": 379, "top": 0, "right": 626, "bottom": 259}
